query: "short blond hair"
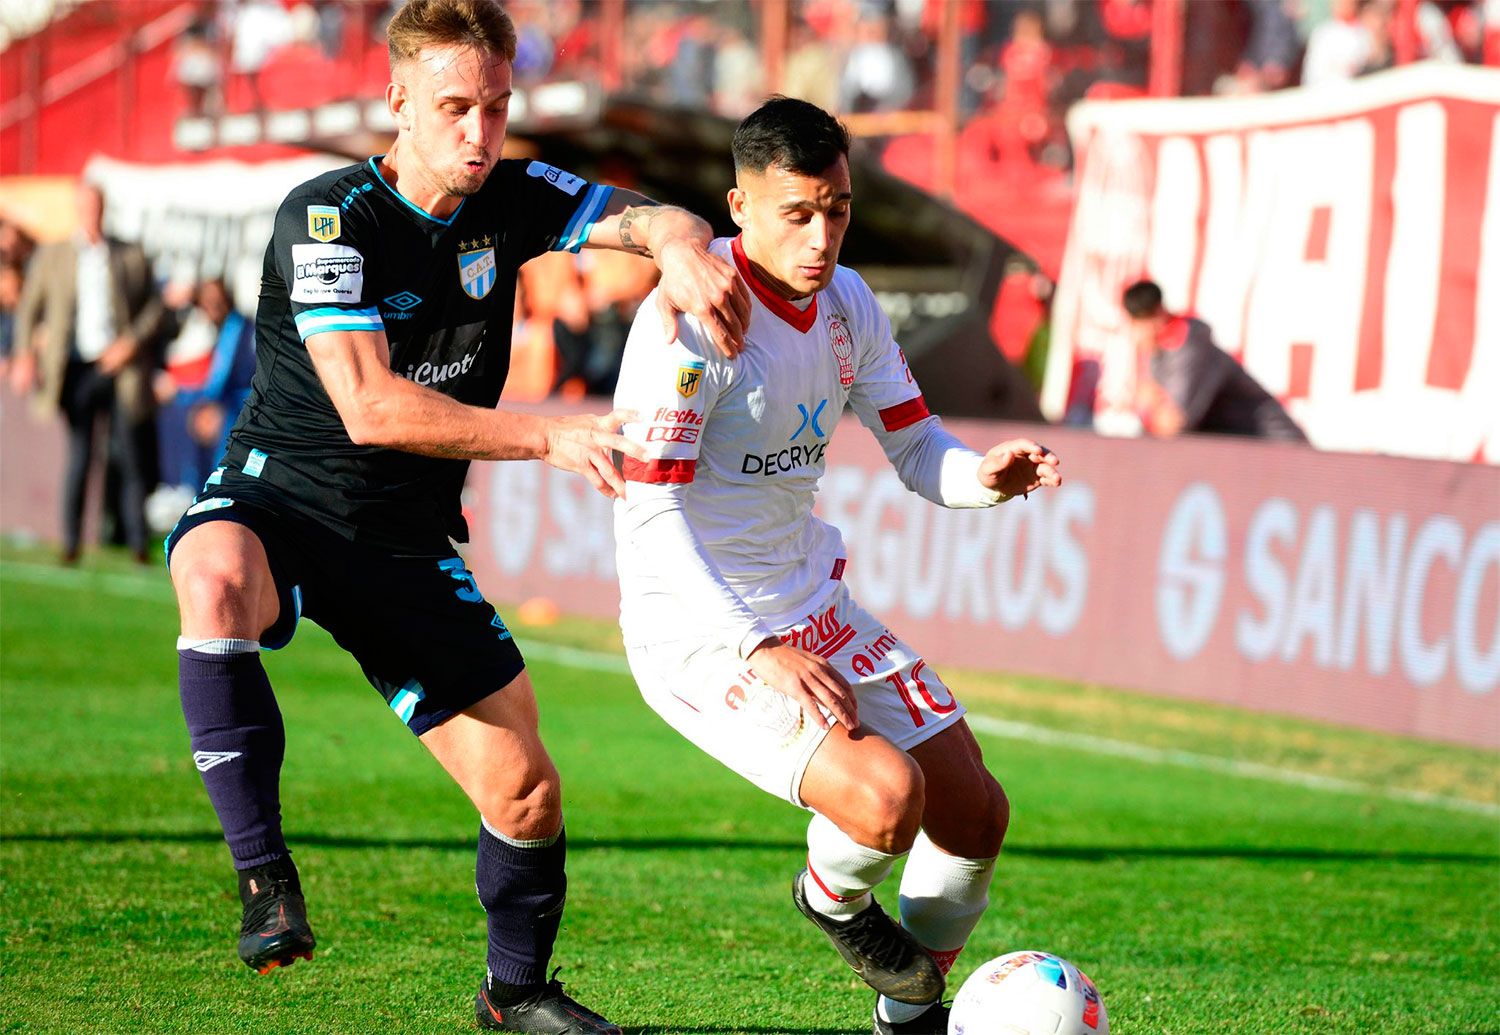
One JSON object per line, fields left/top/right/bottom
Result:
{"left": 388, "top": 0, "right": 517, "bottom": 72}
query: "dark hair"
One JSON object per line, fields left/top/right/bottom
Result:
{"left": 732, "top": 96, "right": 851, "bottom": 177}
{"left": 1122, "top": 279, "right": 1165, "bottom": 318}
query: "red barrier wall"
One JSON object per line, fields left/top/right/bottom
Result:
{"left": 4, "top": 396, "right": 1495, "bottom": 747}
{"left": 462, "top": 402, "right": 1499, "bottom": 748}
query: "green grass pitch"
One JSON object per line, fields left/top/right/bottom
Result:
{"left": 1, "top": 548, "right": 1497, "bottom": 1033}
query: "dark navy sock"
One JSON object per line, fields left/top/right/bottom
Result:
{"left": 178, "top": 648, "right": 288, "bottom": 869}
{"left": 477, "top": 820, "right": 567, "bottom": 990}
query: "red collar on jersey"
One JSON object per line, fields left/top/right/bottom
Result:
{"left": 731, "top": 235, "right": 819, "bottom": 333}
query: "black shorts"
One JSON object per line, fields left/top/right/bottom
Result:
{"left": 165, "top": 494, "right": 525, "bottom": 737}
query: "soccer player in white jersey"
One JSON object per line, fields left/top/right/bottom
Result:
{"left": 612, "top": 97, "right": 1062, "bottom": 1035}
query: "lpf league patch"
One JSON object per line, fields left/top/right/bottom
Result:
{"left": 677, "top": 359, "right": 706, "bottom": 398}
{"left": 525, "top": 160, "right": 586, "bottom": 197}
{"left": 827, "top": 316, "right": 855, "bottom": 387}
{"left": 457, "top": 242, "right": 497, "bottom": 300}
{"left": 306, "top": 205, "right": 341, "bottom": 242}
{"left": 290, "top": 243, "right": 364, "bottom": 303}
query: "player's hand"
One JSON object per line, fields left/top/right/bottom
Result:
{"left": 542, "top": 409, "right": 646, "bottom": 499}
{"left": 747, "top": 640, "right": 859, "bottom": 731}
{"left": 655, "top": 237, "right": 751, "bottom": 359}
{"left": 977, "top": 438, "right": 1061, "bottom": 498}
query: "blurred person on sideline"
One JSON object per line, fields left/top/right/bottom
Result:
{"left": 10, "top": 182, "right": 165, "bottom": 564}
{"left": 1122, "top": 279, "right": 1307, "bottom": 442}
{"left": 0, "top": 261, "right": 24, "bottom": 375}
{"left": 0, "top": 216, "right": 37, "bottom": 268}
{"left": 160, "top": 1, "right": 750, "bottom": 1031}
{"left": 154, "top": 278, "right": 255, "bottom": 493}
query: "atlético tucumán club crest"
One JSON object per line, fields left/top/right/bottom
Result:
{"left": 827, "top": 315, "right": 855, "bottom": 387}
{"left": 457, "top": 238, "right": 496, "bottom": 300}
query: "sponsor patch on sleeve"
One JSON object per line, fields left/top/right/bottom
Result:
{"left": 290, "top": 243, "right": 365, "bottom": 303}
{"left": 525, "top": 160, "right": 586, "bottom": 196}
{"left": 677, "top": 359, "right": 706, "bottom": 399}
{"left": 306, "top": 205, "right": 341, "bottom": 242}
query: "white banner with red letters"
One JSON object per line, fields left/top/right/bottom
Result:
{"left": 1046, "top": 64, "right": 1500, "bottom": 464}
{"left": 2, "top": 397, "right": 1495, "bottom": 746}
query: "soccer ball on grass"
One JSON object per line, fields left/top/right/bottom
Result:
{"left": 948, "top": 951, "right": 1107, "bottom": 1035}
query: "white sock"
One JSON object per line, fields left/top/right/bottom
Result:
{"left": 802, "top": 812, "right": 901, "bottom": 920}
{"left": 176, "top": 637, "right": 260, "bottom": 654}
{"left": 876, "top": 831, "right": 998, "bottom": 1024}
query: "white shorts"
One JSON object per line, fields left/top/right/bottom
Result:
{"left": 625, "top": 584, "right": 967, "bottom": 807}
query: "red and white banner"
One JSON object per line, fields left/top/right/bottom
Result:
{"left": 1047, "top": 64, "right": 1500, "bottom": 464}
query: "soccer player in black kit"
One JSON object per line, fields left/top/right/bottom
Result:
{"left": 164, "top": 2, "right": 749, "bottom": 1032}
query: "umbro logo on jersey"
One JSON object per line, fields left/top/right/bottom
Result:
{"left": 193, "top": 750, "right": 242, "bottom": 772}
{"left": 383, "top": 291, "right": 423, "bottom": 320}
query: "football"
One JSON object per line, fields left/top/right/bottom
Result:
{"left": 948, "top": 951, "right": 1108, "bottom": 1035}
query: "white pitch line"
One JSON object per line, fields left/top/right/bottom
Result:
{"left": 5, "top": 559, "right": 1496, "bottom": 820}
{"left": 2, "top": 559, "right": 175, "bottom": 602}
{"left": 962, "top": 714, "right": 1500, "bottom": 820}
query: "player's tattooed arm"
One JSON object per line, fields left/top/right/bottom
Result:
{"left": 616, "top": 203, "right": 661, "bottom": 258}
{"left": 587, "top": 188, "right": 751, "bottom": 357}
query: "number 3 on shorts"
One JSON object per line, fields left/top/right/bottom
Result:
{"left": 437, "top": 557, "right": 483, "bottom": 603}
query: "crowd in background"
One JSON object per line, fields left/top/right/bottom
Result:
{"left": 179, "top": 1, "right": 1500, "bottom": 138}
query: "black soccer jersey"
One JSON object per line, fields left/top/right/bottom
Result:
{"left": 218, "top": 157, "right": 614, "bottom": 553}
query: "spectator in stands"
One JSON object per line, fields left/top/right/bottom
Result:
{"left": 1303, "top": 0, "right": 1390, "bottom": 84}
{"left": 840, "top": 9, "right": 916, "bottom": 113}
{"left": 174, "top": 15, "right": 223, "bottom": 116}
{"left": 509, "top": 0, "right": 556, "bottom": 83}
{"left": 10, "top": 182, "right": 166, "bottom": 563}
{"left": 1236, "top": 0, "right": 1302, "bottom": 91}
{"left": 229, "top": 0, "right": 294, "bottom": 111}
{"left": 1122, "top": 280, "right": 1307, "bottom": 443}
{"left": 782, "top": 17, "right": 842, "bottom": 113}
{"left": 155, "top": 278, "right": 255, "bottom": 493}
{"left": 713, "top": 23, "right": 764, "bottom": 118}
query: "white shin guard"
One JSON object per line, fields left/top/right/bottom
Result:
{"left": 803, "top": 812, "right": 902, "bottom": 919}
{"left": 878, "top": 831, "right": 998, "bottom": 1023}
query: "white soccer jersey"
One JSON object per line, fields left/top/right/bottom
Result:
{"left": 613, "top": 236, "right": 1003, "bottom": 656}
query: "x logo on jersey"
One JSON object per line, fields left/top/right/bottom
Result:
{"left": 791, "top": 399, "right": 828, "bottom": 441}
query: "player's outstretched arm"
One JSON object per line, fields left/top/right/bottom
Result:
{"left": 977, "top": 439, "right": 1063, "bottom": 499}
{"left": 745, "top": 638, "right": 860, "bottom": 732}
{"left": 306, "top": 328, "right": 644, "bottom": 497}
{"left": 586, "top": 189, "right": 751, "bottom": 359}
